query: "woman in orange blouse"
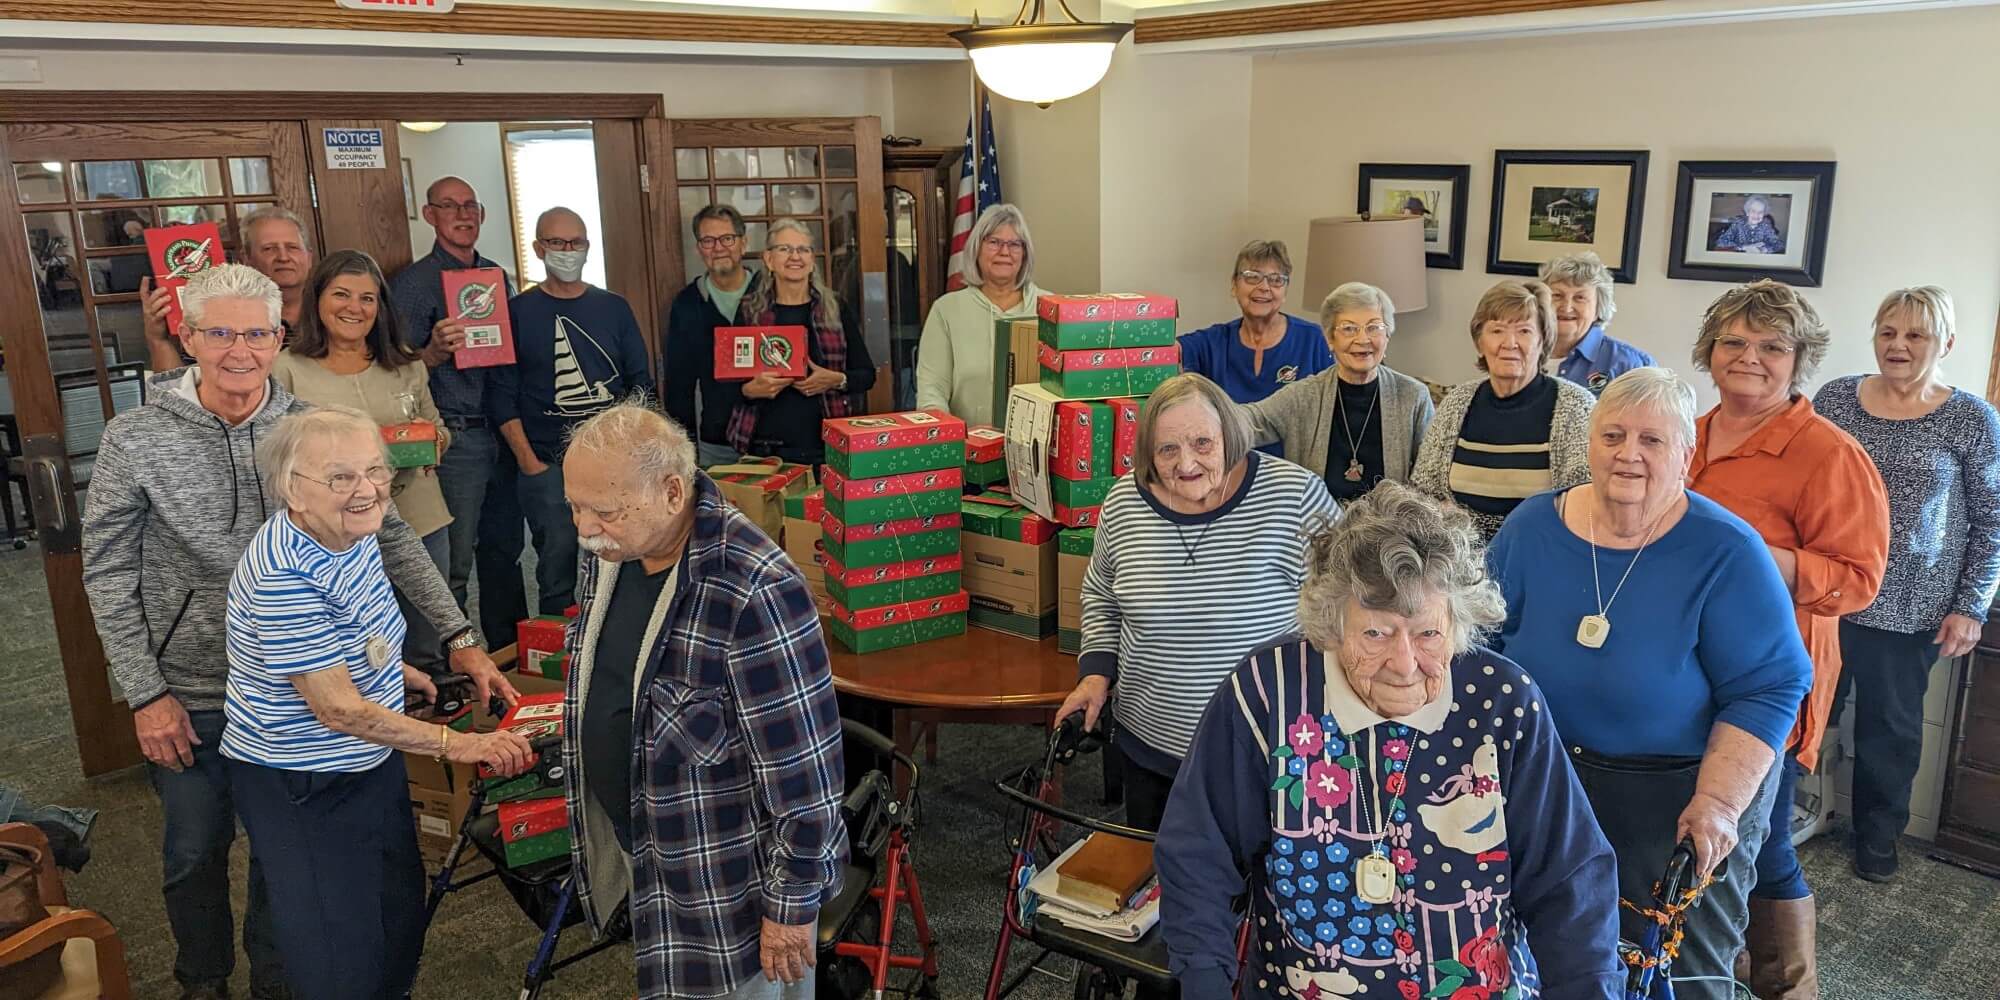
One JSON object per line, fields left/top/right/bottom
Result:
{"left": 1689, "top": 280, "right": 1888, "bottom": 1000}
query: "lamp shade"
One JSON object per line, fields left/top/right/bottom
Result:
{"left": 1300, "top": 215, "right": 1428, "bottom": 319}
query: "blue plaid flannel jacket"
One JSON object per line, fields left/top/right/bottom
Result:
{"left": 561, "top": 472, "right": 846, "bottom": 998}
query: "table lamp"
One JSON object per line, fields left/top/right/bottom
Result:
{"left": 1300, "top": 215, "right": 1429, "bottom": 317}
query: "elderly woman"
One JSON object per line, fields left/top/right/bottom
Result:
{"left": 1160, "top": 482, "right": 1622, "bottom": 1000}
{"left": 1540, "top": 251, "right": 1654, "bottom": 394}
{"left": 1411, "top": 279, "right": 1596, "bottom": 540}
{"left": 1688, "top": 280, "right": 1887, "bottom": 998}
{"left": 914, "top": 202, "right": 1044, "bottom": 426}
{"left": 1715, "top": 196, "right": 1786, "bottom": 254}
{"left": 1055, "top": 373, "right": 1337, "bottom": 830}
{"left": 1177, "top": 240, "right": 1332, "bottom": 420}
{"left": 1814, "top": 286, "right": 2000, "bottom": 884}
{"left": 1489, "top": 368, "right": 1813, "bottom": 1000}
{"left": 222, "top": 407, "right": 532, "bottom": 1000}
{"left": 1244, "top": 281, "right": 1432, "bottom": 500}
{"left": 729, "top": 217, "right": 876, "bottom": 464}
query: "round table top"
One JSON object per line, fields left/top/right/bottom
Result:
{"left": 827, "top": 630, "right": 1076, "bottom": 709}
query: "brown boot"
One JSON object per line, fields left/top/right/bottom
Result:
{"left": 1745, "top": 895, "right": 1820, "bottom": 1000}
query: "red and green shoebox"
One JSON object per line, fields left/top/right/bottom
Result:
{"left": 822, "top": 551, "right": 964, "bottom": 611}
{"left": 381, "top": 421, "right": 440, "bottom": 469}
{"left": 515, "top": 616, "right": 569, "bottom": 676}
{"left": 1057, "top": 527, "right": 1095, "bottom": 653}
{"left": 1038, "top": 342, "right": 1180, "bottom": 399}
{"left": 822, "top": 410, "right": 966, "bottom": 480}
{"left": 960, "top": 491, "right": 1059, "bottom": 544}
{"left": 827, "top": 589, "right": 970, "bottom": 655}
{"left": 1052, "top": 398, "right": 1143, "bottom": 481}
{"left": 782, "top": 487, "right": 826, "bottom": 523}
{"left": 1051, "top": 476, "right": 1116, "bottom": 528}
{"left": 1036, "top": 293, "right": 1179, "bottom": 350}
{"left": 966, "top": 425, "right": 1007, "bottom": 487}
{"left": 820, "top": 466, "right": 963, "bottom": 525}
{"left": 495, "top": 796, "right": 571, "bottom": 869}
{"left": 478, "top": 693, "right": 564, "bottom": 803}
{"left": 819, "top": 511, "right": 962, "bottom": 570}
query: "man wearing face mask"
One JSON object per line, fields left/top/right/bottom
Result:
{"left": 488, "top": 206, "right": 653, "bottom": 614}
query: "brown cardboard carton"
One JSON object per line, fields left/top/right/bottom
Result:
{"left": 1058, "top": 549, "right": 1089, "bottom": 653}
{"left": 962, "top": 533, "right": 1057, "bottom": 638}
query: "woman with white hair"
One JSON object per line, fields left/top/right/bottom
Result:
{"left": 223, "top": 406, "right": 532, "bottom": 1000}
{"left": 1540, "top": 251, "right": 1654, "bottom": 394}
{"left": 1177, "top": 240, "right": 1331, "bottom": 424}
{"left": 1489, "top": 368, "right": 1813, "bottom": 1000}
{"left": 1159, "top": 482, "right": 1622, "bottom": 1000}
{"left": 1243, "top": 281, "right": 1432, "bottom": 500}
{"left": 1715, "top": 196, "right": 1786, "bottom": 254}
{"left": 1814, "top": 286, "right": 2000, "bottom": 885}
{"left": 914, "top": 202, "right": 1045, "bottom": 426}
{"left": 728, "top": 217, "right": 876, "bottom": 465}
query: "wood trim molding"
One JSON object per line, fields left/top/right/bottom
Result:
{"left": 0, "top": 0, "right": 958, "bottom": 48}
{"left": 0, "top": 92, "right": 664, "bottom": 124}
{"left": 1134, "top": 0, "right": 1651, "bottom": 43}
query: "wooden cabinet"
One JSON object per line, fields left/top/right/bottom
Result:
{"left": 1933, "top": 608, "right": 2000, "bottom": 876}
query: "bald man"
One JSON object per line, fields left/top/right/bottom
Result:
{"left": 487, "top": 206, "right": 653, "bottom": 613}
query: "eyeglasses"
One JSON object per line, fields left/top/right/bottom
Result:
{"left": 538, "top": 237, "right": 589, "bottom": 251}
{"left": 982, "top": 237, "right": 1026, "bottom": 255}
{"left": 768, "top": 244, "right": 813, "bottom": 257}
{"left": 1333, "top": 322, "right": 1390, "bottom": 338}
{"left": 192, "top": 327, "right": 282, "bottom": 350}
{"left": 292, "top": 466, "right": 393, "bottom": 495}
{"left": 696, "top": 234, "right": 742, "bottom": 250}
{"left": 1713, "top": 335, "right": 1797, "bottom": 360}
{"left": 427, "top": 200, "right": 483, "bottom": 216}
{"left": 1237, "top": 270, "right": 1291, "bottom": 288}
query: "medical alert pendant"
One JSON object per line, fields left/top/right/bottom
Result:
{"left": 365, "top": 635, "right": 391, "bottom": 669}
{"left": 1577, "top": 614, "right": 1610, "bottom": 649}
{"left": 1345, "top": 459, "right": 1364, "bottom": 482}
{"left": 1356, "top": 852, "right": 1397, "bottom": 904}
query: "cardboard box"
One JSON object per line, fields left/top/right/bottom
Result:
{"left": 988, "top": 318, "right": 1045, "bottom": 426}
{"left": 143, "top": 222, "right": 227, "bottom": 333}
{"left": 963, "top": 533, "right": 1057, "bottom": 638}
{"left": 820, "top": 466, "right": 963, "bottom": 525}
{"left": 1004, "top": 384, "right": 1062, "bottom": 524}
{"left": 782, "top": 515, "right": 824, "bottom": 579}
{"left": 495, "top": 797, "right": 572, "bottom": 869}
{"left": 442, "top": 267, "right": 515, "bottom": 369}
{"left": 1057, "top": 526, "right": 1097, "bottom": 556}
{"left": 381, "top": 421, "right": 440, "bottom": 469}
{"left": 961, "top": 492, "right": 1058, "bottom": 545}
{"left": 516, "top": 616, "right": 569, "bottom": 676}
{"left": 822, "top": 410, "right": 967, "bottom": 479}
{"left": 783, "top": 487, "right": 825, "bottom": 523}
{"left": 713, "top": 325, "right": 808, "bottom": 380}
{"left": 712, "top": 460, "right": 815, "bottom": 542}
{"left": 1058, "top": 534, "right": 1091, "bottom": 654}
{"left": 827, "top": 588, "right": 971, "bottom": 653}
{"left": 1038, "top": 342, "right": 1180, "bottom": 399}
{"left": 409, "top": 782, "right": 479, "bottom": 869}
{"left": 823, "top": 552, "right": 964, "bottom": 611}
{"left": 819, "top": 512, "right": 961, "bottom": 570}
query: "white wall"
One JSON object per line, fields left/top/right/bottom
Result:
{"left": 397, "top": 123, "right": 518, "bottom": 282}
{"left": 1248, "top": 5, "right": 2000, "bottom": 403}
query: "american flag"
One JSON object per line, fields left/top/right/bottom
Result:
{"left": 946, "top": 92, "right": 1002, "bottom": 291}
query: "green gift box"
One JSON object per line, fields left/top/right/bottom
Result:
{"left": 819, "top": 515, "right": 961, "bottom": 570}
{"left": 502, "top": 829, "right": 571, "bottom": 868}
{"left": 821, "top": 467, "right": 964, "bottom": 525}
{"left": 1051, "top": 477, "right": 1116, "bottom": 511}
{"left": 830, "top": 612, "right": 968, "bottom": 654}
{"left": 1039, "top": 361, "right": 1177, "bottom": 400}
{"left": 481, "top": 776, "right": 564, "bottom": 804}
{"left": 821, "top": 411, "right": 967, "bottom": 479}
{"left": 824, "top": 562, "right": 964, "bottom": 611}
{"left": 1036, "top": 316, "right": 1179, "bottom": 351}
{"left": 961, "top": 494, "right": 1059, "bottom": 544}
{"left": 380, "top": 422, "right": 439, "bottom": 469}
{"left": 1058, "top": 527, "right": 1097, "bottom": 556}
{"left": 496, "top": 797, "right": 570, "bottom": 868}
{"left": 965, "top": 457, "right": 1008, "bottom": 487}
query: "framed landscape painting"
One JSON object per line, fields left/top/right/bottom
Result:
{"left": 1357, "top": 163, "right": 1471, "bottom": 269}
{"left": 1668, "top": 160, "right": 1836, "bottom": 287}
{"left": 1487, "top": 149, "right": 1649, "bottom": 283}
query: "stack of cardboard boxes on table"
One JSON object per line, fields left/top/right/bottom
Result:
{"left": 818, "top": 411, "right": 970, "bottom": 654}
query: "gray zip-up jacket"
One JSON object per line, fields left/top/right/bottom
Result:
{"left": 80, "top": 369, "right": 469, "bottom": 712}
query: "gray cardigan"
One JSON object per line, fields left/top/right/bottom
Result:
{"left": 1411, "top": 375, "right": 1597, "bottom": 538}
{"left": 1243, "top": 364, "right": 1434, "bottom": 483}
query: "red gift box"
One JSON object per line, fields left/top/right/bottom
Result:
{"left": 1110, "top": 398, "right": 1141, "bottom": 476}
{"left": 477, "top": 693, "right": 564, "bottom": 780}
{"left": 1037, "top": 342, "right": 1181, "bottom": 373}
{"left": 831, "top": 589, "right": 970, "bottom": 630}
{"left": 821, "top": 551, "right": 964, "bottom": 589}
{"left": 515, "top": 617, "right": 569, "bottom": 673}
{"left": 496, "top": 796, "right": 568, "bottom": 843}
{"left": 143, "top": 223, "right": 227, "bottom": 334}
{"left": 822, "top": 410, "right": 966, "bottom": 452}
{"left": 1036, "top": 292, "right": 1179, "bottom": 324}
{"left": 442, "top": 268, "right": 515, "bottom": 369}
{"left": 802, "top": 488, "right": 825, "bottom": 523}
{"left": 713, "top": 325, "right": 808, "bottom": 380}
{"left": 966, "top": 426, "right": 1005, "bottom": 464}
{"left": 819, "top": 466, "right": 963, "bottom": 500}
{"left": 1054, "top": 504, "right": 1101, "bottom": 528}
{"left": 819, "top": 511, "right": 962, "bottom": 545}
{"left": 712, "top": 461, "right": 811, "bottom": 493}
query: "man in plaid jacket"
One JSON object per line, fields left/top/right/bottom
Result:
{"left": 556, "top": 401, "right": 845, "bottom": 999}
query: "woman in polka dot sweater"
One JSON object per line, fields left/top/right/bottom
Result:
{"left": 1158, "top": 483, "right": 1621, "bottom": 1000}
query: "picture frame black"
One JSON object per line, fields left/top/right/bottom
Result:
{"left": 1486, "top": 149, "right": 1649, "bottom": 283}
{"left": 1667, "top": 160, "right": 1836, "bottom": 287}
{"left": 1356, "top": 163, "right": 1471, "bottom": 270}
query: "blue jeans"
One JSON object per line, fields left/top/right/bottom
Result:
{"left": 439, "top": 425, "right": 529, "bottom": 646}
{"left": 1834, "top": 620, "right": 1941, "bottom": 851}
{"left": 149, "top": 709, "right": 286, "bottom": 993}
{"left": 517, "top": 459, "right": 578, "bottom": 614}
{"left": 1751, "top": 756, "right": 1811, "bottom": 900}
{"left": 698, "top": 439, "right": 743, "bottom": 469}
{"left": 435, "top": 424, "right": 495, "bottom": 610}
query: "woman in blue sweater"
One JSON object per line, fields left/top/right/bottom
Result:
{"left": 1159, "top": 482, "right": 1621, "bottom": 1000}
{"left": 1487, "top": 368, "right": 1812, "bottom": 1000}
{"left": 1177, "top": 240, "right": 1332, "bottom": 455}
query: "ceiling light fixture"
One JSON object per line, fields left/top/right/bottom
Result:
{"left": 949, "top": 0, "right": 1131, "bottom": 108}
{"left": 400, "top": 121, "right": 448, "bottom": 134}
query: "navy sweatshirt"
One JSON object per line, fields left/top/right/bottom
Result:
{"left": 488, "top": 285, "right": 655, "bottom": 463}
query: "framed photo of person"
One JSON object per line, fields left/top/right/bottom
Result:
{"left": 1486, "top": 149, "right": 1649, "bottom": 283}
{"left": 1668, "top": 160, "right": 1836, "bottom": 287}
{"left": 1357, "top": 163, "right": 1471, "bottom": 269}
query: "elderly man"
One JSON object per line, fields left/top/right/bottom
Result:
{"left": 558, "top": 403, "right": 844, "bottom": 1000}
{"left": 140, "top": 205, "right": 315, "bottom": 369}
{"left": 664, "top": 203, "right": 764, "bottom": 467}
{"left": 80, "top": 264, "right": 517, "bottom": 1000}
{"left": 489, "top": 206, "right": 653, "bottom": 614}
{"left": 390, "top": 174, "right": 528, "bottom": 645}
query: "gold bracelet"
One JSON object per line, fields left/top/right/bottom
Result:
{"left": 436, "top": 724, "right": 450, "bottom": 760}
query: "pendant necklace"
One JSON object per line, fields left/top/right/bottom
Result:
{"left": 1336, "top": 379, "right": 1378, "bottom": 483}
{"left": 1350, "top": 728, "right": 1406, "bottom": 904}
{"left": 1579, "top": 494, "right": 1668, "bottom": 649}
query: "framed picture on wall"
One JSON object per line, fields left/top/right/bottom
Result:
{"left": 1668, "top": 160, "right": 1836, "bottom": 287}
{"left": 1357, "top": 163, "right": 1471, "bottom": 269}
{"left": 401, "top": 158, "right": 417, "bottom": 220}
{"left": 1486, "top": 149, "right": 1649, "bottom": 283}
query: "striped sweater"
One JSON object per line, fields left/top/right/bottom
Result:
{"left": 1080, "top": 452, "right": 1338, "bottom": 764}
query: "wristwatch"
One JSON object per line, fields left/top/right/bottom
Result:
{"left": 444, "top": 627, "right": 483, "bottom": 654}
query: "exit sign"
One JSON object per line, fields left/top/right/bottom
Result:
{"left": 336, "top": 0, "right": 456, "bottom": 11}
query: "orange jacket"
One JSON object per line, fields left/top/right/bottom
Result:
{"left": 1691, "top": 395, "right": 1889, "bottom": 770}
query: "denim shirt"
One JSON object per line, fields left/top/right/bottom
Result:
{"left": 1555, "top": 323, "right": 1654, "bottom": 395}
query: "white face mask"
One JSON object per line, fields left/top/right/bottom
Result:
{"left": 543, "top": 248, "right": 587, "bottom": 283}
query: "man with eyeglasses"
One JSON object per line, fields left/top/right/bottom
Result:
{"left": 389, "top": 175, "right": 529, "bottom": 653}
{"left": 664, "top": 203, "right": 764, "bottom": 467}
{"left": 1176, "top": 240, "right": 1332, "bottom": 456}
{"left": 80, "top": 264, "right": 516, "bottom": 1000}
{"left": 488, "top": 206, "right": 653, "bottom": 616}
{"left": 140, "top": 205, "right": 317, "bottom": 371}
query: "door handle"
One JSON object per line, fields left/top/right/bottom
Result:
{"left": 30, "top": 456, "right": 67, "bottom": 537}
{"left": 21, "top": 434, "right": 82, "bottom": 554}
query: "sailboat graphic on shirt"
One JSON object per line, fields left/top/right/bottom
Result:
{"left": 548, "top": 314, "right": 620, "bottom": 417}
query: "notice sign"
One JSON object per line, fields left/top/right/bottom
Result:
{"left": 336, "top": 0, "right": 456, "bottom": 11}
{"left": 322, "top": 127, "right": 386, "bottom": 170}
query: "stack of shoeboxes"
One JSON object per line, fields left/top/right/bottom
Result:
{"left": 965, "top": 425, "right": 1008, "bottom": 488}
{"left": 1036, "top": 293, "right": 1179, "bottom": 399}
{"left": 1057, "top": 527, "right": 1095, "bottom": 653}
{"left": 780, "top": 488, "right": 836, "bottom": 618}
{"left": 478, "top": 693, "right": 571, "bottom": 869}
{"left": 819, "top": 411, "right": 969, "bottom": 654}
{"left": 960, "top": 489, "right": 1059, "bottom": 638}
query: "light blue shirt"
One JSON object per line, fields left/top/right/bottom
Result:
{"left": 1556, "top": 323, "right": 1654, "bottom": 395}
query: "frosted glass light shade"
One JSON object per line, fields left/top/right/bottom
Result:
{"left": 967, "top": 40, "right": 1118, "bottom": 105}
{"left": 400, "top": 122, "right": 447, "bottom": 134}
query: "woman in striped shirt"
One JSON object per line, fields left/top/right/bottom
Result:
{"left": 222, "top": 407, "right": 533, "bottom": 1000}
{"left": 1055, "top": 373, "right": 1339, "bottom": 830}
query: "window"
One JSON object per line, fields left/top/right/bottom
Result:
{"left": 502, "top": 124, "right": 606, "bottom": 288}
